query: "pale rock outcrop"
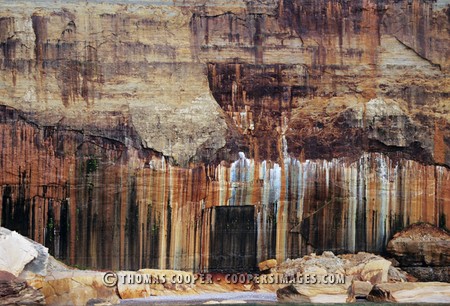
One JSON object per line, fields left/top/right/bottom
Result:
{"left": 117, "top": 269, "right": 196, "bottom": 299}
{"left": 31, "top": 271, "right": 119, "bottom": 306}
{"left": 0, "top": 227, "right": 48, "bottom": 277}
{"left": 258, "top": 259, "right": 277, "bottom": 272}
{"left": 276, "top": 251, "right": 395, "bottom": 285}
{"left": 275, "top": 251, "right": 405, "bottom": 303}
{"left": 346, "top": 281, "right": 375, "bottom": 302}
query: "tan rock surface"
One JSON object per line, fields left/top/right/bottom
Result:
{"left": 258, "top": 259, "right": 277, "bottom": 272}
{"left": 30, "top": 270, "right": 120, "bottom": 306}
{"left": 0, "top": 0, "right": 449, "bottom": 165}
{"left": 368, "top": 282, "right": 450, "bottom": 303}
{"left": 346, "top": 280, "right": 374, "bottom": 302}
{"left": 276, "top": 251, "right": 395, "bottom": 285}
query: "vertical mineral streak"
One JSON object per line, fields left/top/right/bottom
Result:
{"left": 0, "top": 109, "right": 449, "bottom": 271}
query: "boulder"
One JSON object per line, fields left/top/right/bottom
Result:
{"left": 276, "top": 284, "right": 309, "bottom": 303}
{"left": 258, "top": 259, "right": 277, "bottom": 272}
{"left": 346, "top": 281, "right": 373, "bottom": 302}
{"left": 387, "top": 223, "right": 450, "bottom": 267}
{"left": 0, "top": 270, "right": 45, "bottom": 305}
{"left": 367, "top": 284, "right": 396, "bottom": 302}
{"left": 341, "top": 252, "right": 392, "bottom": 284}
{"left": 275, "top": 251, "right": 420, "bottom": 303}
{"left": 0, "top": 227, "right": 48, "bottom": 277}
{"left": 276, "top": 251, "right": 394, "bottom": 285}
{"left": 368, "top": 282, "right": 450, "bottom": 303}
{"left": 387, "top": 266, "right": 416, "bottom": 283}
{"left": 387, "top": 223, "right": 450, "bottom": 281}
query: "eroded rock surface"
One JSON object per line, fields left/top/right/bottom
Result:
{"left": 0, "top": 0, "right": 448, "bottom": 276}
{"left": 0, "top": 0, "right": 449, "bottom": 165}
{"left": 0, "top": 105, "right": 449, "bottom": 272}
{"left": 274, "top": 251, "right": 450, "bottom": 304}
{"left": 274, "top": 251, "right": 416, "bottom": 303}
{"left": 0, "top": 271, "right": 45, "bottom": 305}
{"left": 275, "top": 251, "right": 405, "bottom": 285}
{"left": 387, "top": 223, "right": 450, "bottom": 282}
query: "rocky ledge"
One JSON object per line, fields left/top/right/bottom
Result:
{"left": 274, "top": 250, "right": 450, "bottom": 303}
{"left": 387, "top": 223, "right": 450, "bottom": 282}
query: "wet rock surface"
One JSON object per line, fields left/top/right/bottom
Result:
{"left": 0, "top": 105, "right": 449, "bottom": 271}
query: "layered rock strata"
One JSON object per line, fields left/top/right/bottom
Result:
{"left": 387, "top": 223, "right": 450, "bottom": 282}
{"left": 0, "top": 0, "right": 448, "bottom": 272}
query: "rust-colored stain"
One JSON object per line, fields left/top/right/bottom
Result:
{"left": 0, "top": 106, "right": 448, "bottom": 271}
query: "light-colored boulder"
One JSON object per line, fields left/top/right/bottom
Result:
{"left": 360, "top": 259, "right": 391, "bottom": 283}
{"left": 276, "top": 251, "right": 393, "bottom": 285}
{"left": 258, "top": 259, "right": 277, "bottom": 272}
{"left": 0, "top": 227, "right": 49, "bottom": 277}
{"left": 341, "top": 252, "right": 392, "bottom": 284}
{"left": 31, "top": 270, "right": 120, "bottom": 306}
{"left": 346, "top": 281, "right": 375, "bottom": 302}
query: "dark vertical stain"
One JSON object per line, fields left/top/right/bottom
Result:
{"left": 165, "top": 202, "right": 172, "bottom": 269}
{"left": 253, "top": 14, "right": 263, "bottom": 65}
{"left": 126, "top": 177, "right": 139, "bottom": 270}
{"left": 209, "top": 206, "right": 256, "bottom": 272}
{"left": 31, "top": 15, "right": 47, "bottom": 65}
{"left": 60, "top": 199, "right": 69, "bottom": 262}
{"left": 45, "top": 199, "right": 55, "bottom": 255}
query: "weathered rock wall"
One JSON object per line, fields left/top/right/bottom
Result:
{"left": 0, "top": 106, "right": 448, "bottom": 271}
{"left": 0, "top": 0, "right": 449, "bottom": 271}
{"left": 1, "top": 0, "right": 449, "bottom": 165}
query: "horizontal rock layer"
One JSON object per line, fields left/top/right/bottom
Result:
{"left": 0, "top": 0, "right": 449, "bottom": 165}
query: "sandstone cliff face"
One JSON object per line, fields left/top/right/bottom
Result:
{"left": 0, "top": 0, "right": 449, "bottom": 271}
